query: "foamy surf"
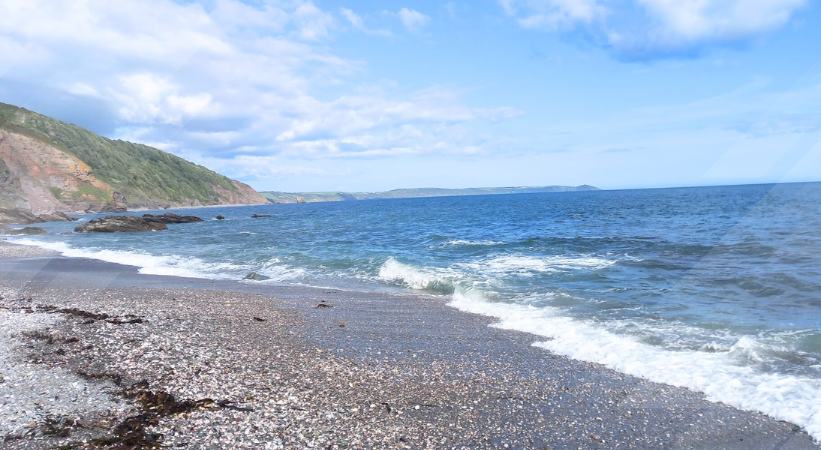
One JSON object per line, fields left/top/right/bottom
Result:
{"left": 444, "top": 239, "right": 504, "bottom": 247}
{"left": 458, "top": 254, "right": 617, "bottom": 275}
{"left": 377, "top": 257, "right": 458, "bottom": 293}
{"left": 9, "top": 238, "right": 247, "bottom": 280}
{"left": 448, "top": 287, "right": 821, "bottom": 441}
{"left": 253, "top": 257, "right": 307, "bottom": 282}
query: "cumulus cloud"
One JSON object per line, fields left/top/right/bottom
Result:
{"left": 501, "top": 0, "right": 606, "bottom": 29}
{"left": 500, "top": 0, "right": 808, "bottom": 58}
{"left": 0, "top": 0, "right": 512, "bottom": 185}
{"left": 340, "top": 7, "right": 392, "bottom": 36}
{"left": 398, "top": 8, "right": 431, "bottom": 32}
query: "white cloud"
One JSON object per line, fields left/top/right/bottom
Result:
{"left": 502, "top": 0, "right": 606, "bottom": 29}
{"left": 398, "top": 8, "right": 430, "bottom": 32}
{"left": 500, "top": 0, "right": 808, "bottom": 57}
{"left": 340, "top": 7, "right": 392, "bottom": 36}
{"left": 0, "top": 0, "right": 513, "bottom": 183}
{"left": 636, "top": 0, "right": 806, "bottom": 44}
{"left": 293, "top": 2, "right": 335, "bottom": 40}
{"left": 64, "top": 82, "right": 101, "bottom": 98}
{"left": 341, "top": 7, "right": 364, "bottom": 29}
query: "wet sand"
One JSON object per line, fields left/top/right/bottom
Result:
{"left": 0, "top": 242, "right": 817, "bottom": 448}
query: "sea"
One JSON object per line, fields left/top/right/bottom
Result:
{"left": 8, "top": 182, "right": 821, "bottom": 439}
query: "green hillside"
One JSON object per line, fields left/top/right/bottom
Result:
{"left": 0, "top": 102, "right": 244, "bottom": 206}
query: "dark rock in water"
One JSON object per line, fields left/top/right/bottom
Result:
{"left": 141, "top": 213, "right": 203, "bottom": 224}
{"left": 5, "top": 226, "right": 47, "bottom": 235}
{"left": 75, "top": 216, "right": 168, "bottom": 233}
{"left": 243, "top": 272, "right": 270, "bottom": 281}
{"left": 251, "top": 213, "right": 271, "bottom": 218}
{"left": 75, "top": 213, "right": 202, "bottom": 232}
{"left": 315, "top": 302, "right": 333, "bottom": 308}
{"left": 215, "top": 215, "right": 225, "bottom": 220}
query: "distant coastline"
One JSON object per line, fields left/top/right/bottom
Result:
{"left": 262, "top": 185, "right": 598, "bottom": 204}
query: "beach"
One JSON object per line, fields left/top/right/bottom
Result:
{"left": 0, "top": 241, "right": 816, "bottom": 449}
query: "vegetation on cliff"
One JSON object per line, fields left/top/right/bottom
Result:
{"left": 0, "top": 102, "right": 265, "bottom": 214}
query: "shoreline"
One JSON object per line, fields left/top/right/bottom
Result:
{"left": 125, "top": 200, "right": 271, "bottom": 213}
{"left": 0, "top": 242, "right": 817, "bottom": 448}
{"left": 0, "top": 201, "right": 270, "bottom": 226}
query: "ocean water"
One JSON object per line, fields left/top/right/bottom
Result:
{"left": 8, "top": 182, "right": 821, "bottom": 438}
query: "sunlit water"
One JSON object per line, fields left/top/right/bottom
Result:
{"left": 10, "top": 182, "right": 821, "bottom": 438}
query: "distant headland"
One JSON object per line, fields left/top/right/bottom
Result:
{"left": 262, "top": 185, "right": 598, "bottom": 204}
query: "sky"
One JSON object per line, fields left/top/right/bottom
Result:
{"left": 0, "top": 0, "right": 820, "bottom": 192}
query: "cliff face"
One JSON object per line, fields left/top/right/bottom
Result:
{"left": 0, "top": 130, "right": 114, "bottom": 213}
{"left": 0, "top": 102, "right": 266, "bottom": 220}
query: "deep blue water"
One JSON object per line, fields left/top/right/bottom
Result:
{"left": 9, "top": 182, "right": 821, "bottom": 436}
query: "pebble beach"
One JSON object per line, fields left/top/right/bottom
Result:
{"left": 0, "top": 241, "right": 818, "bottom": 449}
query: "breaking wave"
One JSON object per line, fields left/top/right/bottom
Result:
{"left": 458, "top": 254, "right": 617, "bottom": 275}
{"left": 377, "top": 257, "right": 457, "bottom": 294}
{"left": 444, "top": 239, "right": 504, "bottom": 247}
{"left": 448, "top": 287, "right": 821, "bottom": 441}
{"left": 9, "top": 238, "right": 247, "bottom": 280}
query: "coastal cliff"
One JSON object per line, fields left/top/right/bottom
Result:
{"left": 0, "top": 102, "right": 266, "bottom": 222}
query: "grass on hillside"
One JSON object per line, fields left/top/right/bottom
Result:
{"left": 0, "top": 102, "right": 239, "bottom": 205}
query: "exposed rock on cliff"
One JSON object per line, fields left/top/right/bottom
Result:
{"left": 0, "top": 102, "right": 267, "bottom": 222}
{"left": 0, "top": 208, "right": 74, "bottom": 225}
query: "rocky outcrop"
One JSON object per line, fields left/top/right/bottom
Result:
{"left": 243, "top": 272, "right": 271, "bottom": 281}
{"left": 0, "top": 208, "right": 75, "bottom": 225}
{"left": 74, "top": 213, "right": 203, "bottom": 233}
{"left": 141, "top": 213, "right": 203, "bottom": 224}
{"left": 111, "top": 192, "right": 128, "bottom": 210}
{"left": 75, "top": 216, "right": 168, "bottom": 233}
{"left": 35, "top": 211, "right": 77, "bottom": 222}
{"left": 2, "top": 226, "right": 46, "bottom": 235}
{"left": 100, "top": 192, "right": 128, "bottom": 212}
{"left": 0, "top": 130, "right": 116, "bottom": 214}
{"left": 0, "top": 208, "right": 38, "bottom": 224}
{"left": 215, "top": 181, "right": 267, "bottom": 206}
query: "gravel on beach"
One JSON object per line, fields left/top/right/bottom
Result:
{"left": 0, "top": 243, "right": 817, "bottom": 449}
{"left": 0, "top": 241, "right": 57, "bottom": 259}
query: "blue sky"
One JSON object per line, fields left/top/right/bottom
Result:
{"left": 1, "top": 0, "right": 820, "bottom": 191}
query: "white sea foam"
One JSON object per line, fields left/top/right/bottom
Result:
{"left": 255, "top": 257, "right": 307, "bottom": 282}
{"left": 377, "top": 257, "right": 457, "bottom": 292}
{"left": 459, "top": 254, "right": 616, "bottom": 275}
{"left": 448, "top": 287, "right": 821, "bottom": 441}
{"left": 444, "top": 239, "right": 503, "bottom": 247}
{"left": 9, "top": 239, "right": 247, "bottom": 280}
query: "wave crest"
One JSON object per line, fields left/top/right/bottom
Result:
{"left": 377, "top": 257, "right": 456, "bottom": 294}
{"left": 444, "top": 239, "right": 504, "bottom": 247}
{"left": 447, "top": 287, "right": 821, "bottom": 441}
{"left": 459, "top": 254, "right": 616, "bottom": 276}
{"left": 10, "top": 238, "right": 247, "bottom": 280}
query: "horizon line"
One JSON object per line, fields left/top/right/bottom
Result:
{"left": 261, "top": 179, "right": 821, "bottom": 195}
